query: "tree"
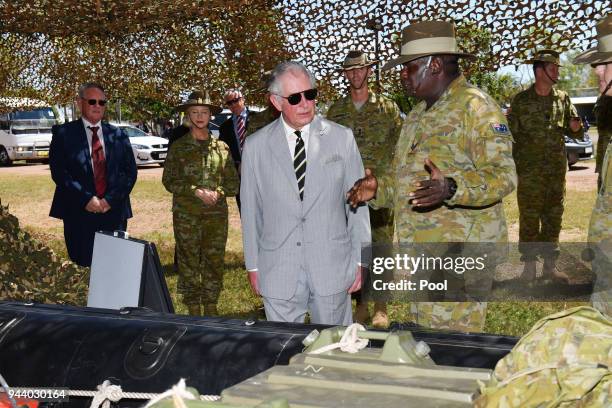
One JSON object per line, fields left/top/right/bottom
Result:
{"left": 557, "top": 51, "right": 599, "bottom": 95}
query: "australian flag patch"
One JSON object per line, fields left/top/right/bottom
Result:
{"left": 491, "top": 123, "right": 509, "bottom": 134}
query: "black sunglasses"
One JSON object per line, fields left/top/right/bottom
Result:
{"left": 87, "top": 99, "right": 107, "bottom": 106}
{"left": 225, "top": 97, "right": 242, "bottom": 106}
{"left": 277, "top": 88, "right": 318, "bottom": 105}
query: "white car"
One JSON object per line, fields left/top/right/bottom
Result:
{"left": 113, "top": 123, "right": 168, "bottom": 167}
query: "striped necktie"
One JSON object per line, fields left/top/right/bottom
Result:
{"left": 293, "top": 130, "right": 306, "bottom": 200}
{"left": 237, "top": 115, "right": 246, "bottom": 151}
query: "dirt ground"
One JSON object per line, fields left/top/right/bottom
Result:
{"left": 0, "top": 159, "right": 598, "bottom": 189}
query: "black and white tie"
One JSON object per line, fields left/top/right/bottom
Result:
{"left": 293, "top": 130, "right": 306, "bottom": 200}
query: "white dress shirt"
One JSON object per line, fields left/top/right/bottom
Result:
{"left": 281, "top": 115, "right": 310, "bottom": 159}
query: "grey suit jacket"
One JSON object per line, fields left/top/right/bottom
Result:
{"left": 240, "top": 114, "right": 371, "bottom": 300}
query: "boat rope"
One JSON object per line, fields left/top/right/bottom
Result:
{"left": 0, "top": 379, "right": 221, "bottom": 408}
{"left": 67, "top": 379, "right": 221, "bottom": 408}
{"left": 308, "top": 323, "right": 369, "bottom": 354}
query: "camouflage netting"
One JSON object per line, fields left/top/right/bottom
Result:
{"left": 0, "top": 201, "right": 89, "bottom": 305}
{"left": 0, "top": 0, "right": 610, "bottom": 110}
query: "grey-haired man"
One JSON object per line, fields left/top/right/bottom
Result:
{"left": 240, "top": 61, "right": 371, "bottom": 325}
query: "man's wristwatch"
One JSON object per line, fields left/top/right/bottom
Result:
{"left": 446, "top": 177, "right": 457, "bottom": 199}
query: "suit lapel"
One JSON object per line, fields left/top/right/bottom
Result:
{"left": 302, "top": 115, "right": 325, "bottom": 212}
{"left": 101, "top": 123, "right": 112, "bottom": 168}
{"left": 76, "top": 120, "right": 95, "bottom": 180}
{"left": 267, "top": 118, "right": 300, "bottom": 197}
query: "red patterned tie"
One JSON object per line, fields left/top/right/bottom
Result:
{"left": 88, "top": 126, "right": 107, "bottom": 198}
{"left": 237, "top": 115, "right": 246, "bottom": 151}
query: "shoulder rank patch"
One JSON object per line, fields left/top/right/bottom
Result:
{"left": 491, "top": 123, "right": 509, "bottom": 134}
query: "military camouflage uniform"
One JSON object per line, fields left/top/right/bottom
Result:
{"left": 162, "top": 134, "right": 239, "bottom": 312}
{"left": 246, "top": 107, "right": 277, "bottom": 135}
{"left": 595, "top": 96, "right": 612, "bottom": 189}
{"left": 508, "top": 85, "right": 584, "bottom": 261}
{"left": 589, "top": 137, "right": 612, "bottom": 316}
{"left": 476, "top": 306, "right": 612, "bottom": 407}
{"left": 327, "top": 91, "right": 403, "bottom": 244}
{"left": 373, "top": 75, "right": 517, "bottom": 332}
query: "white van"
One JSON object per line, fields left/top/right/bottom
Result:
{"left": 0, "top": 98, "right": 59, "bottom": 166}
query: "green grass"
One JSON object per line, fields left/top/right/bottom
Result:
{"left": 0, "top": 170, "right": 599, "bottom": 336}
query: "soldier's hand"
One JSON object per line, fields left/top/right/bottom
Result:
{"left": 346, "top": 168, "right": 378, "bottom": 208}
{"left": 248, "top": 270, "right": 260, "bottom": 296}
{"left": 195, "top": 188, "right": 219, "bottom": 206}
{"left": 410, "top": 158, "right": 450, "bottom": 208}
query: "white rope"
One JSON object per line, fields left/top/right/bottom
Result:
{"left": 308, "top": 323, "right": 369, "bottom": 355}
{"left": 70, "top": 379, "right": 220, "bottom": 407}
{"left": 143, "top": 379, "right": 197, "bottom": 408}
{"left": 89, "top": 380, "right": 125, "bottom": 408}
{"left": 3, "top": 379, "right": 221, "bottom": 407}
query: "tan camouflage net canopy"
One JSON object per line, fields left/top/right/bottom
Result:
{"left": 0, "top": 0, "right": 609, "bottom": 111}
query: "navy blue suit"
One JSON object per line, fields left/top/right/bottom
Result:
{"left": 219, "top": 109, "right": 257, "bottom": 213}
{"left": 49, "top": 119, "right": 137, "bottom": 266}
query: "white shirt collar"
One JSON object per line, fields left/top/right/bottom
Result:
{"left": 281, "top": 115, "right": 311, "bottom": 157}
{"left": 82, "top": 117, "right": 102, "bottom": 129}
{"left": 281, "top": 115, "right": 310, "bottom": 140}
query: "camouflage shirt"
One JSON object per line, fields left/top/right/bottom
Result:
{"left": 373, "top": 75, "right": 517, "bottom": 243}
{"left": 246, "top": 107, "right": 277, "bottom": 135}
{"left": 508, "top": 84, "right": 584, "bottom": 175}
{"left": 162, "top": 133, "right": 239, "bottom": 213}
{"left": 595, "top": 96, "right": 612, "bottom": 174}
{"left": 326, "top": 91, "right": 403, "bottom": 176}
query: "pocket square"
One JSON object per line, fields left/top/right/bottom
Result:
{"left": 324, "top": 154, "right": 343, "bottom": 164}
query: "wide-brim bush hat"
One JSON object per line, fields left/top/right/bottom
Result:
{"left": 176, "top": 91, "right": 221, "bottom": 115}
{"left": 382, "top": 20, "right": 475, "bottom": 71}
{"left": 525, "top": 49, "right": 562, "bottom": 66}
{"left": 574, "top": 14, "right": 612, "bottom": 65}
{"left": 341, "top": 50, "right": 378, "bottom": 71}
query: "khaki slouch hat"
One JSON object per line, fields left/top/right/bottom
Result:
{"left": 574, "top": 14, "right": 612, "bottom": 65}
{"left": 382, "top": 20, "right": 474, "bottom": 71}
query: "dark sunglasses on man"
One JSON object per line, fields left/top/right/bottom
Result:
{"left": 87, "top": 99, "right": 107, "bottom": 106}
{"left": 276, "top": 88, "right": 318, "bottom": 105}
{"left": 225, "top": 97, "right": 242, "bottom": 106}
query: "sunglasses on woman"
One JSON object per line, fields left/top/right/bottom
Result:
{"left": 275, "top": 88, "right": 318, "bottom": 105}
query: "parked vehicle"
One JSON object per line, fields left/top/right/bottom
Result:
{"left": 112, "top": 123, "right": 168, "bottom": 167}
{"left": 0, "top": 98, "right": 58, "bottom": 166}
{"left": 565, "top": 134, "right": 594, "bottom": 168}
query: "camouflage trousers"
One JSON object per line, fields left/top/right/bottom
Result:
{"left": 410, "top": 302, "right": 487, "bottom": 333}
{"left": 517, "top": 172, "right": 565, "bottom": 261}
{"left": 354, "top": 207, "right": 393, "bottom": 306}
{"left": 409, "top": 265, "right": 492, "bottom": 333}
{"left": 173, "top": 207, "right": 228, "bottom": 308}
{"left": 371, "top": 207, "right": 394, "bottom": 244}
{"left": 590, "top": 242, "right": 612, "bottom": 317}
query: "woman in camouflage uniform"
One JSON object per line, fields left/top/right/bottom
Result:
{"left": 162, "top": 91, "right": 239, "bottom": 316}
